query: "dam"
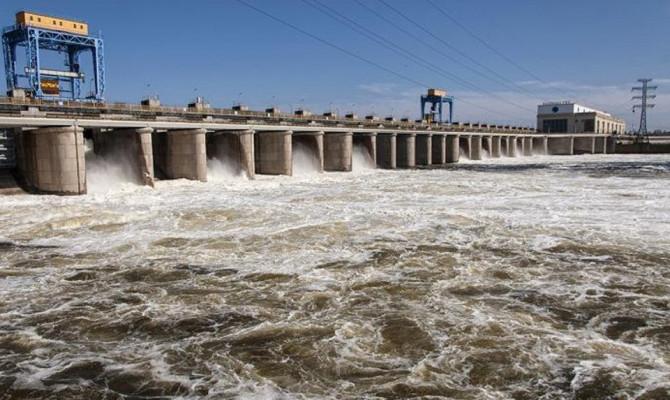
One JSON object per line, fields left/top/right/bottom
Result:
{"left": 0, "top": 98, "right": 615, "bottom": 195}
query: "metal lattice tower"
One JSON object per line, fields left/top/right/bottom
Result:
{"left": 2, "top": 14, "right": 105, "bottom": 102}
{"left": 632, "top": 78, "right": 657, "bottom": 137}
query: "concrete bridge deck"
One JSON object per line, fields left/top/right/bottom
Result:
{"left": 0, "top": 107, "right": 615, "bottom": 196}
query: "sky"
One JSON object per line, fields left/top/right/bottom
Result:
{"left": 1, "top": 0, "right": 669, "bottom": 130}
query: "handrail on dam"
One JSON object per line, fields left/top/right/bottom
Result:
{"left": 0, "top": 96, "right": 536, "bottom": 134}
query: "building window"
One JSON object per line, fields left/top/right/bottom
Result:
{"left": 584, "top": 120, "right": 595, "bottom": 132}
{"left": 37, "top": 18, "right": 41, "bottom": 22}
{"left": 542, "top": 119, "right": 568, "bottom": 133}
{"left": 29, "top": 16, "right": 33, "bottom": 21}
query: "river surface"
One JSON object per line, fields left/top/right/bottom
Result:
{"left": 1, "top": 153, "right": 669, "bottom": 399}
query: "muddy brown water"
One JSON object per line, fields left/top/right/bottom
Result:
{"left": 0, "top": 154, "right": 669, "bottom": 399}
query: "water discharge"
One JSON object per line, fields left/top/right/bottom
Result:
{"left": 84, "top": 139, "right": 141, "bottom": 194}
{"left": 292, "top": 142, "right": 321, "bottom": 176}
{"left": 1, "top": 154, "right": 669, "bottom": 399}
{"left": 352, "top": 144, "right": 375, "bottom": 171}
{"left": 207, "top": 157, "right": 246, "bottom": 182}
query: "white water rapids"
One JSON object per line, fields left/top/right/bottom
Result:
{"left": 0, "top": 154, "right": 669, "bottom": 399}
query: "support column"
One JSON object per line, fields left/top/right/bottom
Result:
{"left": 397, "top": 133, "right": 416, "bottom": 168}
{"left": 533, "top": 136, "right": 548, "bottom": 155}
{"left": 491, "top": 136, "right": 501, "bottom": 158}
{"left": 163, "top": 128, "right": 207, "bottom": 181}
{"left": 446, "top": 134, "right": 460, "bottom": 163}
{"left": 547, "top": 136, "right": 574, "bottom": 155}
{"left": 207, "top": 129, "right": 255, "bottom": 179}
{"left": 431, "top": 133, "right": 446, "bottom": 164}
{"left": 17, "top": 125, "right": 86, "bottom": 195}
{"left": 574, "top": 136, "right": 596, "bottom": 154}
{"left": 470, "top": 135, "right": 483, "bottom": 160}
{"left": 415, "top": 133, "right": 432, "bottom": 166}
{"left": 254, "top": 130, "right": 293, "bottom": 175}
{"left": 508, "top": 136, "right": 518, "bottom": 157}
{"left": 523, "top": 137, "right": 533, "bottom": 156}
{"left": 376, "top": 133, "right": 396, "bottom": 169}
{"left": 323, "top": 131, "right": 352, "bottom": 171}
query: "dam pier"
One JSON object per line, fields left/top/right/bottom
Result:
{"left": 0, "top": 100, "right": 615, "bottom": 195}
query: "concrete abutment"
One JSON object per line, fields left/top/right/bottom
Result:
{"left": 397, "top": 133, "right": 416, "bottom": 168}
{"left": 415, "top": 134, "right": 432, "bottom": 166}
{"left": 446, "top": 134, "right": 460, "bottom": 163}
{"left": 16, "top": 125, "right": 86, "bottom": 195}
{"left": 254, "top": 130, "right": 293, "bottom": 175}
{"left": 323, "top": 132, "right": 352, "bottom": 172}
{"left": 431, "top": 134, "right": 446, "bottom": 164}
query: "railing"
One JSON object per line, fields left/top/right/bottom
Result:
{"left": 0, "top": 96, "right": 538, "bottom": 133}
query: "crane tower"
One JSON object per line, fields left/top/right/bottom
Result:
{"left": 2, "top": 11, "right": 105, "bottom": 101}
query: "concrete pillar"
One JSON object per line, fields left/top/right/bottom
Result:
{"left": 353, "top": 133, "right": 377, "bottom": 167}
{"left": 523, "top": 137, "right": 533, "bottom": 156}
{"left": 459, "top": 135, "right": 472, "bottom": 159}
{"left": 17, "top": 125, "right": 86, "bottom": 195}
{"left": 292, "top": 131, "right": 324, "bottom": 173}
{"left": 160, "top": 129, "right": 207, "bottom": 181}
{"left": 415, "top": 134, "right": 432, "bottom": 166}
{"left": 574, "top": 136, "right": 596, "bottom": 154}
{"left": 397, "top": 133, "right": 416, "bottom": 168}
{"left": 207, "top": 129, "right": 255, "bottom": 179}
{"left": 547, "top": 136, "right": 574, "bottom": 155}
{"left": 254, "top": 130, "right": 293, "bottom": 175}
{"left": 507, "top": 136, "right": 518, "bottom": 157}
{"left": 376, "top": 133, "right": 396, "bottom": 169}
{"left": 470, "top": 136, "right": 483, "bottom": 160}
{"left": 482, "top": 136, "right": 493, "bottom": 157}
{"left": 594, "top": 136, "right": 607, "bottom": 154}
{"left": 490, "top": 136, "right": 502, "bottom": 158}
{"left": 532, "top": 136, "right": 548, "bottom": 155}
{"left": 431, "top": 133, "right": 446, "bottom": 164}
{"left": 323, "top": 132, "right": 352, "bottom": 171}
{"left": 446, "top": 134, "right": 460, "bottom": 163}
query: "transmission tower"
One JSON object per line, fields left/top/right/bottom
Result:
{"left": 632, "top": 78, "right": 657, "bottom": 137}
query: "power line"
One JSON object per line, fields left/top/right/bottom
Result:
{"left": 235, "top": 0, "right": 524, "bottom": 122}
{"left": 375, "top": 0, "right": 543, "bottom": 101}
{"left": 424, "top": 0, "right": 587, "bottom": 103}
{"left": 302, "top": 0, "right": 534, "bottom": 113}
{"left": 235, "top": 0, "right": 427, "bottom": 88}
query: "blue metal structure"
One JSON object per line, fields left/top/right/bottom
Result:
{"left": 421, "top": 92, "right": 454, "bottom": 124}
{"left": 2, "top": 24, "right": 104, "bottom": 101}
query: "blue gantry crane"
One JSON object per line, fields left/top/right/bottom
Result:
{"left": 421, "top": 88, "right": 454, "bottom": 124}
{"left": 2, "top": 11, "right": 105, "bottom": 102}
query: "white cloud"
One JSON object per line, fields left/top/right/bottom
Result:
{"left": 335, "top": 80, "right": 669, "bottom": 131}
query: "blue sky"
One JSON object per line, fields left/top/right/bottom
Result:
{"left": 1, "top": 0, "right": 669, "bottom": 130}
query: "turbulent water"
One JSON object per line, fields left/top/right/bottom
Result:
{"left": 1, "top": 154, "right": 669, "bottom": 399}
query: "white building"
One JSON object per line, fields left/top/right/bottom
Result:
{"left": 537, "top": 101, "right": 625, "bottom": 134}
